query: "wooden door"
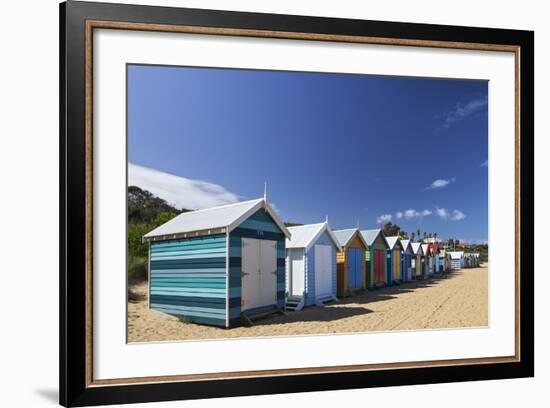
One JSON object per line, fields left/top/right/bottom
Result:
{"left": 241, "top": 238, "right": 261, "bottom": 310}
{"left": 314, "top": 245, "right": 332, "bottom": 296}
{"left": 289, "top": 249, "right": 305, "bottom": 296}
{"left": 241, "top": 238, "right": 277, "bottom": 311}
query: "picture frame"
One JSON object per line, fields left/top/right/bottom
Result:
{"left": 59, "top": 1, "right": 534, "bottom": 406}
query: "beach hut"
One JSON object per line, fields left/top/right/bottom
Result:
{"left": 143, "top": 197, "right": 290, "bottom": 328}
{"left": 439, "top": 248, "right": 447, "bottom": 272}
{"left": 449, "top": 251, "right": 465, "bottom": 270}
{"left": 334, "top": 229, "right": 369, "bottom": 297}
{"left": 400, "top": 239, "right": 414, "bottom": 281}
{"left": 472, "top": 253, "right": 480, "bottom": 267}
{"left": 421, "top": 243, "right": 433, "bottom": 277}
{"left": 285, "top": 222, "right": 342, "bottom": 311}
{"left": 432, "top": 241, "right": 441, "bottom": 273}
{"left": 385, "top": 236, "right": 404, "bottom": 284}
{"left": 361, "top": 229, "right": 390, "bottom": 288}
{"left": 410, "top": 242, "right": 423, "bottom": 279}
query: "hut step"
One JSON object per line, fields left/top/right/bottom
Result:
{"left": 285, "top": 295, "right": 305, "bottom": 312}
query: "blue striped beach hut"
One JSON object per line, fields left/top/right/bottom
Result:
{"left": 400, "top": 239, "right": 414, "bottom": 281}
{"left": 143, "top": 198, "right": 290, "bottom": 328}
{"left": 285, "top": 222, "right": 342, "bottom": 311}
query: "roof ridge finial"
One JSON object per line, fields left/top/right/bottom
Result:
{"left": 356, "top": 219, "right": 360, "bottom": 230}
{"left": 325, "top": 215, "right": 329, "bottom": 224}
{"left": 263, "top": 181, "right": 267, "bottom": 201}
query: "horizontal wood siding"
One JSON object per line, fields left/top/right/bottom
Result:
{"left": 228, "top": 209, "right": 286, "bottom": 327}
{"left": 149, "top": 234, "right": 227, "bottom": 327}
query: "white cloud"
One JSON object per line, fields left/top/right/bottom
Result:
{"left": 441, "top": 96, "right": 488, "bottom": 129}
{"left": 426, "top": 177, "right": 456, "bottom": 190}
{"left": 451, "top": 209, "right": 466, "bottom": 221}
{"left": 396, "top": 211, "right": 403, "bottom": 219}
{"left": 376, "top": 214, "right": 392, "bottom": 224}
{"left": 402, "top": 208, "right": 432, "bottom": 219}
{"left": 480, "top": 159, "right": 488, "bottom": 167}
{"left": 128, "top": 163, "right": 240, "bottom": 210}
{"left": 436, "top": 207, "right": 450, "bottom": 220}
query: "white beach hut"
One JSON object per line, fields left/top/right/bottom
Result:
{"left": 285, "top": 222, "right": 342, "bottom": 311}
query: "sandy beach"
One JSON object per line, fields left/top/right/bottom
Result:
{"left": 127, "top": 265, "right": 488, "bottom": 342}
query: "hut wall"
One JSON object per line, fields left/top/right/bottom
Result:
{"left": 336, "top": 249, "right": 347, "bottom": 297}
{"left": 149, "top": 234, "right": 228, "bottom": 327}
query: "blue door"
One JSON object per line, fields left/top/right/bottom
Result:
{"left": 348, "top": 248, "right": 363, "bottom": 288}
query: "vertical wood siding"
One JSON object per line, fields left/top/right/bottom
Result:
{"left": 305, "top": 231, "right": 337, "bottom": 305}
{"left": 228, "top": 209, "right": 286, "bottom": 326}
{"left": 337, "top": 232, "right": 367, "bottom": 296}
{"left": 149, "top": 234, "right": 227, "bottom": 327}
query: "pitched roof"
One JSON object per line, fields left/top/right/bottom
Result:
{"left": 385, "top": 236, "right": 401, "bottom": 250}
{"left": 286, "top": 222, "right": 342, "bottom": 252}
{"left": 421, "top": 244, "right": 429, "bottom": 255}
{"left": 333, "top": 228, "right": 367, "bottom": 248}
{"left": 144, "top": 198, "right": 290, "bottom": 240}
{"left": 401, "top": 239, "right": 411, "bottom": 252}
{"left": 360, "top": 229, "right": 384, "bottom": 247}
{"left": 449, "top": 251, "right": 464, "bottom": 259}
{"left": 410, "top": 242, "right": 422, "bottom": 255}
{"left": 333, "top": 229, "right": 356, "bottom": 247}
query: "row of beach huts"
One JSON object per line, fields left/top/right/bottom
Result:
{"left": 142, "top": 197, "right": 481, "bottom": 328}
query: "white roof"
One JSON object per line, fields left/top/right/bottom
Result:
{"left": 333, "top": 228, "right": 368, "bottom": 248}
{"left": 144, "top": 198, "right": 290, "bottom": 240}
{"left": 385, "top": 236, "right": 401, "bottom": 250}
{"left": 421, "top": 244, "right": 429, "bottom": 255}
{"left": 360, "top": 229, "right": 384, "bottom": 247}
{"left": 410, "top": 242, "right": 422, "bottom": 255}
{"left": 449, "top": 251, "right": 464, "bottom": 259}
{"left": 286, "top": 222, "right": 342, "bottom": 252}
{"left": 400, "top": 239, "right": 411, "bottom": 252}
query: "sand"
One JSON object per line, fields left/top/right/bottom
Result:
{"left": 127, "top": 266, "right": 488, "bottom": 343}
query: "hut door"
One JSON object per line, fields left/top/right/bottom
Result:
{"left": 241, "top": 238, "right": 277, "bottom": 311}
{"left": 259, "top": 240, "right": 277, "bottom": 307}
{"left": 347, "top": 248, "right": 362, "bottom": 289}
{"left": 374, "top": 250, "right": 385, "bottom": 284}
{"left": 241, "top": 238, "right": 261, "bottom": 310}
{"left": 289, "top": 249, "right": 305, "bottom": 296}
{"left": 315, "top": 245, "right": 332, "bottom": 296}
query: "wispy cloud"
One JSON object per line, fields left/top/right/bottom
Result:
{"left": 440, "top": 96, "right": 488, "bottom": 129}
{"left": 426, "top": 177, "right": 456, "bottom": 190}
{"left": 376, "top": 214, "right": 392, "bottom": 224}
{"left": 480, "top": 159, "right": 488, "bottom": 167}
{"left": 396, "top": 211, "right": 403, "bottom": 219}
{"left": 451, "top": 209, "right": 466, "bottom": 221}
{"left": 128, "top": 163, "right": 239, "bottom": 210}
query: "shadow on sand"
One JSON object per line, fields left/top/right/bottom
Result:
{"left": 253, "top": 272, "right": 463, "bottom": 326}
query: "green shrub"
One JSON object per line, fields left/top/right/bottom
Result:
{"left": 128, "top": 255, "right": 147, "bottom": 282}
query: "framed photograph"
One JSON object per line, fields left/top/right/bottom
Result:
{"left": 60, "top": 1, "right": 534, "bottom": 406}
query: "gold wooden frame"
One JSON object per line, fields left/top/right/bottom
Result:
{"left": 84, "top": 20, "right": 521, "bottom": 388}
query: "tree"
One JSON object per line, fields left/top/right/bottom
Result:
{"left": 411, "top": 232, "right": 416, "bottom": 242}
{"left": 382, "top": 222, "right": 401, "bottom": 237}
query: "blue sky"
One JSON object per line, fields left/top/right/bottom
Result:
{"left": 128, "top": 64, "right": 488, "bottom": 243}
